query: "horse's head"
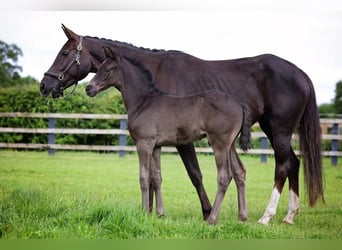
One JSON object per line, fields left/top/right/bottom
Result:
{"left": 86, "top": 47, "right": 123, "bottom": 97}
{"left": 40, "top": 24, "right": 92, "bottom": 98}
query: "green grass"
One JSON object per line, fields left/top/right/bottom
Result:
{"left": 0, "top": 150, "right": 341, "bottom": 239}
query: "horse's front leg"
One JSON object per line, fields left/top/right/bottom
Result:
{"left": 176, "top": 143, "right": 212, "bottom": 220}
{"left": 136, "top": 140, "right": 154, "bottom": 213}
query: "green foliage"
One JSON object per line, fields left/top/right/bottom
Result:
{"left": 0, "top": 82, "right": 128, "bottom": 146}
{"left": 334, "top": 80, "right": 342, "bottom": 114}
{"left": 319, "top": 103, "right": 335, "bottom": 114}
{"left": 0, "top": 40, "right": 23, "bottom": 87}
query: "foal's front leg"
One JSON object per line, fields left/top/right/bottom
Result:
{"left": 136, "top": 141, "right": 154, "bottom": 213}
{"left": 151, "top": 146, "right": 165, "bottom": 216}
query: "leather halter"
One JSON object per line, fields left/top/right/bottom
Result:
{"left": 44, "top": 36, "right": 83, "bottom": 96}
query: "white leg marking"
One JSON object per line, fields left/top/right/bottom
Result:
{"left": 282, "top": 189, "right": 300, "bottom": 224}
{"left": 258, "top": 187, "right": 281, "bottom": 225}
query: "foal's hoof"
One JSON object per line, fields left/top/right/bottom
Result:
{"left": 239, "top": 215, "right": 248, "bottom": 222}
{"left": 206, "top": 217, "right": 218, "bottom": 225}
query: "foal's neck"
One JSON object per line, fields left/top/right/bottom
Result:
{"left": 120, "top": 60, "right": 158, "bottom": 114}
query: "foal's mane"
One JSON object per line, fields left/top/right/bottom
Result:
{"left": 85, "top": 36, "right": 178, "bottom": 95}
{"left": 122, "top": 55, "right": 165, "bottom": 95}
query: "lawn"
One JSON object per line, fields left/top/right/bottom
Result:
{"left": 0, "top": 150, "right": 341, "bottom": 239}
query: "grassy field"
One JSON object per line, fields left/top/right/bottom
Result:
{"left": 0, "top": 150, "right": 341, "bottom": 239}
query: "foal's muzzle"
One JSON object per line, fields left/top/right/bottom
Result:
{"left": 85, "top": 85, "right": 97, "bottom": 97}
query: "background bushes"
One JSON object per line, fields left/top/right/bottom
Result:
{"left": 0, "top": 82, "right": 339, "bottom": 152}
{"left": 0, "top": 82, "right": 131, "bottom": 146}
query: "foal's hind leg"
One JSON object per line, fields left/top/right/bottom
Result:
{"left": 207, "top": 140, "right": 233, "bottom": 225}
{"left": 230, "top": 145, "right": 247, "bottom": 221}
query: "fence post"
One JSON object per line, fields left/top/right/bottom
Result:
{"left": 48, "top": 117, "right": 55, "bottom": 155}
{"left": 260, "top": 136, "right": 268, "bottom": 163}
{"left": 331, "top": 122, "right": 338, "bottom": 166}
{"left": 119, "top": 118, "right": 127, "bottom": 157}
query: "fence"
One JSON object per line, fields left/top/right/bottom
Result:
{"left": 0, "top": 112, "right": 341, "bottom": 165}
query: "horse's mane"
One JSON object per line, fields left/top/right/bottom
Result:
{"left": 85, "top": 36, "right": 177, "bottom": 95}
{"left": 86, "top": 36, "right": 183, "bottom": 55}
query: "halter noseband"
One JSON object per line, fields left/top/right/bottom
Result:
{"left": 44, "top": 36, "right": 83, "bottom": 96}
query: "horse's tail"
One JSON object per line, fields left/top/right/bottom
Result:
{"left": 239, "top": 107, "right": 251, "bottom": 152}
{"left": 299, "top": 71, "right": 324, "bottom": 207}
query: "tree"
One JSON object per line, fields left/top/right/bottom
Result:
{"left": 333, "top": 80, "right": 342, "bottom": 114}
{"left": 0, "top": 40, "right": 23, "bottom": 87}
{"left": 318, "top": 103, "right": 335, "bottom": 115}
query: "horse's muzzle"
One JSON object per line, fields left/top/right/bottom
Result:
{"left": 40, "top": 80, "right": 63, "bottom": 98}
{"left": 40, "top": 82, "right": 50, "bottom": 97}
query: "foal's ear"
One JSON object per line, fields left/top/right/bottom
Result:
{"left": 102, "top": 46, "right": 120, "bottom": 61}
{"left": 61, "top": 24, "right": 78, "bottom": 41}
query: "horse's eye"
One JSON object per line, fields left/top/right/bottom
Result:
{"left": 62, "top": 50, "right": 70, "bottom": 56}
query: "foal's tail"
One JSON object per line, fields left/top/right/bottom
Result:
{"left": 299, "top": 71, "right": 325, "bottom": 207}
{"left": 239, "top": 107, "right": 251, "bottom": 152}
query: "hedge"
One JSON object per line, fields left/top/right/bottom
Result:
{"left": 0, "top": 82, "right": 131, "bottom": 146}
{"left": 0, "top": 82, "right": 337, "bottom": 152}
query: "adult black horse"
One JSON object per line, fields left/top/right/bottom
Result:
{"left": 40, "top": 25, "right": 324, "bottom": 225}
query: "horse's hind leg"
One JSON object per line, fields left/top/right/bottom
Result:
{"left": 230, "top": 145, "right": 247, "bottom": 221}
{"left": 151, "top": 147, "right": 165, "bottom": 217}
{"left": 258, "top": 128, "right": 300, "bottom": 225}
{"left": 282, "top": 148, "right": 300, "bottom": 224}
{"left": 176, "top": 144, "right": 212, "bottom": 220}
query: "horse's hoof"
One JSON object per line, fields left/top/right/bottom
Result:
{"left": 203, "top": 211, "right": 211, "bottom": 221}
{"left": 282, "top": 218, "right": 294, "bottom": 225}
{"left": 258, "top": 217, "right": 270, "bottom": 226}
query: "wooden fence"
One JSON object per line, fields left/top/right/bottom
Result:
{"left": 0, "top": 112, "right": 341, "bottom": 165}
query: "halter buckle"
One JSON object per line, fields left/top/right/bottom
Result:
{"left": 58, "top": 73, "right": 64, "bottom": 81}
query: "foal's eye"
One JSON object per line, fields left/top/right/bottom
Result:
{"left": 105, "top": 66, "right": 115, "bottom": 72}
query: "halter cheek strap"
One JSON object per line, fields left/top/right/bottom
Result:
{"left": 44, "top": 36, "right": 83, "bottom": 96}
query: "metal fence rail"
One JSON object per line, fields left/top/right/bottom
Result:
{"left": 0, "top": 112, "right": 341, "bottom": 165}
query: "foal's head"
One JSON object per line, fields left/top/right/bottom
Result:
{"left": 86, "top": 47, "right": 123, "bottom": 97}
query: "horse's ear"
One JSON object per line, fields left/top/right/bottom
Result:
{"left": 61, "top": 24, "right": 78, "bottom": 41}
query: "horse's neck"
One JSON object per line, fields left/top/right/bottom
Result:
{"left": 120, "top": 61, "right": 154, "bottom": 113}
{"left": 86, "top": 37, "right": 161, "bottom": 72}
